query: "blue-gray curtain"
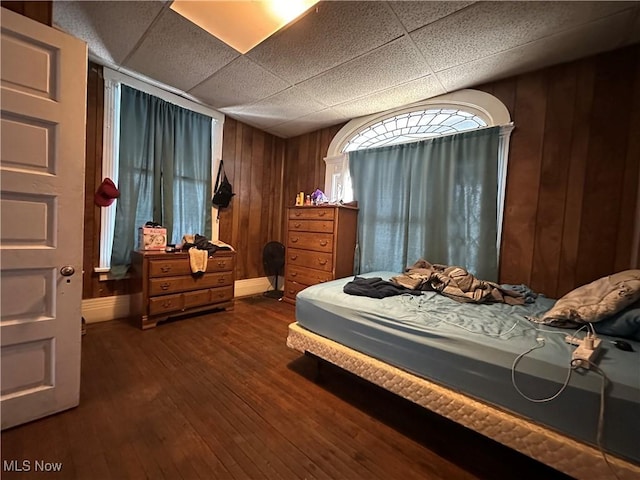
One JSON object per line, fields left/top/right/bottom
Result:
{"left": 349, "top": 126, "right": 501, "bottom": 281}
{"left": 111, "top": 85, "right": 212, "bottom": 273}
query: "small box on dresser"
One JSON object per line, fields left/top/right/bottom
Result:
{"left": 283, "top": 205, "right": 358, "bottom": 304}
{"left": 131, "top": 250, "right": 236, "bottom": 329}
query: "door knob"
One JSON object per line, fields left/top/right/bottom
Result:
{"left": 60, "top": 265, "right": 75, "bottom": 276}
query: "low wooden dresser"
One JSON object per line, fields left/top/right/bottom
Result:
{"left": 131, "top": 250, "right": 235, "bottom": 329}
{"left": 283, "top": 205, "right": 358, "bottom": 304}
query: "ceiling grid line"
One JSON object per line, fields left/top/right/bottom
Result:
{"left": 52, "top": 0, "right": 640, "bottom": 138}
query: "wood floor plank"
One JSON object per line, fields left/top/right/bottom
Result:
{"left": 1, "top": 296, "right": 571, "bottom": 480}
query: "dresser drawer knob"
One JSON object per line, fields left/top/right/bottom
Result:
{"left": 294, "top": 211, "right": 302, "bottom": 217}
{"left": 318, "top": 259, "right": 327, "bottom": 265}
{"left": 291, "top": 237, "right": 299, "bottom": 243}
{"left": 318, "top": 211, "right": 326, "bottom": 216}
{"left": 162, "top": 300, "right": 172, "bottom": 308}
{"left": 291, "top": 272, "right": 297, "bottom": 277}
{"left": 160, "top": 282, "right": 170, "bottom": 290}
{"left": 290, "top": 254, "right": 298, "bottom": 260}
{"left": 319, "top": 240, "right": 328, "bottom": 247}
{"left": 217, "top": 260, "right": 226, "bottom": 267}
{"left": 161, "top": 265, "right": 171, "bottom": 273}
{"left": 294, "top": 222, "right": 301, "bottom": 228}
{"left": 218, "top": 277, "right": 226, "bottom": 283}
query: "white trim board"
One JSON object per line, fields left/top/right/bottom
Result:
{"left": 82, "top": 294, "right": 136, "bottom": 324}
{"left": 82, "top": 277, "right": 280, "bottom": 323}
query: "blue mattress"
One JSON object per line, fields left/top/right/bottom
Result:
{"left": 295, "top": 272, "right": 640, "bottom": 464}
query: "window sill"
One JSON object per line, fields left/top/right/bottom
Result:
{"left": 93, "top": 267, "right": 131, "bottom": 282}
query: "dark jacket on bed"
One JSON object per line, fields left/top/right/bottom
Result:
{"left": 344, "top": 276, "right": 422, "bottom": 299}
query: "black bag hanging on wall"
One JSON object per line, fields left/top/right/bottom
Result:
{"left": 212, "top": 160, "right": 235, "bottom": 209}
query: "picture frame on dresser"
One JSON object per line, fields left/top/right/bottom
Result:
{"left": 130, "top": 249, "right": 236, "bottom": 329}
{"left": 283, "top": 204, "right": 358, "bottom": 304}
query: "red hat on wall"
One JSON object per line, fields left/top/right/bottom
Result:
{"left": 94, "top": 177, "right": 120, "bottom": 207}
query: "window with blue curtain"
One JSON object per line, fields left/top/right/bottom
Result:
{"left": 111, "top": 85, "right": 212, "bottom": 275}
{"left": 349, "top": 126, "right": 501, "bottom": 281}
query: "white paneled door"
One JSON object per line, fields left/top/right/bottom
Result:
{"left": 0, "top": 8, "right": 87, "bottom": 429}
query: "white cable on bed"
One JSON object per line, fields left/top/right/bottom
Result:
{"left": 514, "top": 326, "right": 620, "bottom": 479}
{"left": 571, "top": 358, "right": 621, "bottom": 480}
{"left": 509, "top": 324, "right": 590, "bottom": 402}
{"left": 510, "top": 338, "right": 574, "bottom": 402}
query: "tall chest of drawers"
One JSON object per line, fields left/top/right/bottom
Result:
{"left": 283, "top": 205, "right": 358, "bottom": 304}
{"left": 131, "top": 250, "right": 235, "bottom": 329}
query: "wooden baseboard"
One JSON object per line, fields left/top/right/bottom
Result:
{"left": 82, "top": 277, "right": 281, "bottom": 323}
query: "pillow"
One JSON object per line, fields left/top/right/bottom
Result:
{"left": 593, "top": 301, "right": 640, "bottom": 341}
{"left": 536, "top": 269, "right": 640, "bottom": 328}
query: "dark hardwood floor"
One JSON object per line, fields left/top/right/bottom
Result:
{"left": 1, "top": 296, "right": 571, "bottom": 479}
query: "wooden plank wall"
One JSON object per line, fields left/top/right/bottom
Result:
{"left": 283, "top": 45, "right": 639, "bottom": 299}
{"left": 81, "top": 45, "right": 639, "bottom": 301}
{"left": 281, "top": 123, "right": 346, "bottom": 238}
{"left": 478, "top": 44, "right": 640, "bottom": 298}
{"left": 83, "top": 63, "right": 104, "bottom": 299}
{"left": 1, "top": 1, "right": 52, "bottom": 25}
{"left": 220, "top": 118, "right": 286, "bottom": 280}
{"left": 83, "top": 64, "right": 137, "bottom": 299}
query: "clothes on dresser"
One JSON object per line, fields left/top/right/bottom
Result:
{"left": 181, "top": 234, "right": 235, "bottom": 274}
{"left": 181, "top": 234, "right": 234, "bottom": 255}
{"left": 188, "top": 248, "right": 208, "bottom": 274}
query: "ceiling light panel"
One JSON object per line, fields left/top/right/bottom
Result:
{"left": 170, "top": 0, "right": 319, "bottom": 54}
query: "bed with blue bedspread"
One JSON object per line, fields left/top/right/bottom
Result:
{"left": 286, "top": 271, "right": 640, "bottom": 480}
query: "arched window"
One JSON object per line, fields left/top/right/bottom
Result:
{"left": 323, "top": 89, "right": 513, "bottom": 254}
{"left": 342, "top": 108, "right": 488, "bottom": 152}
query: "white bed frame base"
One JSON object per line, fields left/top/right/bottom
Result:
{"left": 287, "top": 322, "right": 640, "bottom": 480}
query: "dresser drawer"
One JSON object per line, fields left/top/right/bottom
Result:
{"left": 149, "top": 272, "right": 232, "bottom": 296}
{"left": 183, "top": 286, "right": 233, "bottom": 309}
{"left": 287, "top": 231, "right": 334, "bottom": 253}
{"left": 284, "top": 279, "right": 308, "bottom": 299}
{"left": 287, "top": 248, "right": 333, "bottom": 272}
{"left": 149, "top": 293, "right": 183, "bottom": 316}
{"left": 209, "top": 286, "right": 234, "bottom": 304}
{"left": 181, "top": 289, "right": 211, "bottom": 310}
{"left": 286, "top": 265, "right": 332, "bottom": 286}
{"left": 289, "top": 207, "right": 335, "bottom": 220}
{"left": 149, "top": 254, "right": 234, "bottom": 277}
{"left": 207, "top": 255, "right": 235, "bottom": 272}
{"left": 288, "top": 219, "right": 334, "bottom": 233}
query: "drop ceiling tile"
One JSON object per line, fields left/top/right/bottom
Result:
{"left": 436, "top": 11, "right": 633, "bottom": 92}
{"left": 123, "top": 10, "right": 239, "bottom": 92}
{"left": 246, "top": 1, "right": 405, "bottom": 84}
{"left": 265, "top": 109, "right": 350, "bottom": 138}
{"left": 411, "top": 1, "right": 637, "bottom": 72}
{"left": 52, "top": 0, "right": 166, "bottom": 64}
{"left": 220, "top": 87, "right": 327, "bottom": 130}
{"left": 388, "top": 1, "right": 475, "bottom": 33}
{"left": 333, "top": 74, "right": 445, "bottom": 119}
{"left": 297, "top": 37, "right": 430, "bottom": 107}
{"left": 189, "top": 57, "right": 290, "bottom": 109}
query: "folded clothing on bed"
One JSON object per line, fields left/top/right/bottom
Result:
{"left": 391, "top": 259, "right": 525, "bottom": 305}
